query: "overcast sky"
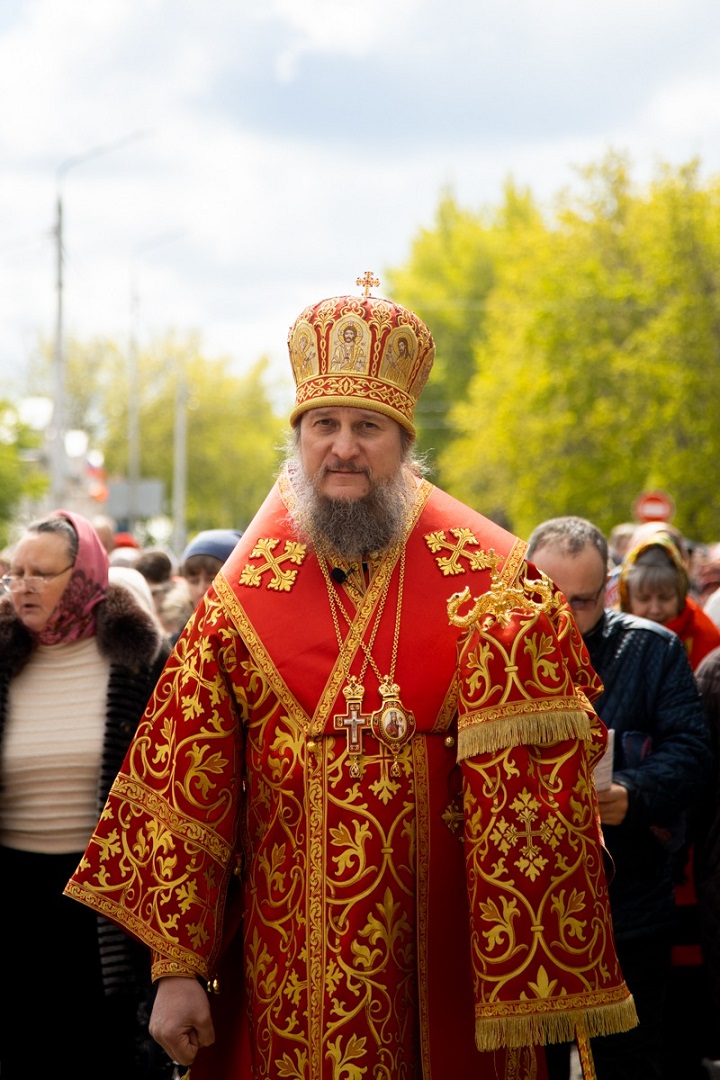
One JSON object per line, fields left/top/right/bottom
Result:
{"left": 2, "top": 0, "right": 719, "bottom": 412}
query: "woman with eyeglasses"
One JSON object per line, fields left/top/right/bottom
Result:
{"left": 0, "top": 510, "right": 172, "bottom": 1080}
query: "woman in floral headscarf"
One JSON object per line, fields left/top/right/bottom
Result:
{"left": 0, "top": 511, "right": 172, "bottom": 1080}
{"left": 618, "top": 529, "right": 720, "bottom": 671}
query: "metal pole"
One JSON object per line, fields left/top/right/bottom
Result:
{"left": 127, "top": 269, "right": 140, "bottom": 533}
{"left": 126, "top": 231, "right": 183, "bottom": 535}
{"left": 172, "top": 363, "right": 188, "bottom": 559}
{"left": 49, "top": 130, "right": 152, "bottom": 510}
{"left": 50, "top": 191, "right": 65, "bottom": 508}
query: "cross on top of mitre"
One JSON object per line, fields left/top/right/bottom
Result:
{"left": 356, "top": 270, "right": 380, "bottom": 297}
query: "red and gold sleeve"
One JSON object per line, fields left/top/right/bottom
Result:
{"left": 65, "top": 593, "right": 247, "bottom": 979}
{"left": 448, "top": 565, "right": 636, "bottom": 1050}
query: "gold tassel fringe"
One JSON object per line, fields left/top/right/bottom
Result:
{"left": 474, "top": 995, "right": 638, "bottom": 1051}
{"left": 458, "top": 706, "right": 591, "bottom": 762}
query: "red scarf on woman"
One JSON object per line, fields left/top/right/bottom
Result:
{"left": 36, "top": 510, "right": 109, "bottom": 646}
{"left": 667, "top": 596, "right": 720, "bottom": 671}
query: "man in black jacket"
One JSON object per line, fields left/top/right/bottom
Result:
{"left": 527, "top": 516, "right": 712, "bottom": 1080}
{"left": 694, "top": 647, "right": 720, "bottom": 1073}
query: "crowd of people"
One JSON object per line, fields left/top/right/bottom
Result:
{"left": 529, "top": 517, "right": 720, "bottom": 1079}
{"left": 0, "top": 281, "right": 718, "bottom": 1079}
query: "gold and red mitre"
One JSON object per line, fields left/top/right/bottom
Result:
{"left": 287, "top": 272, "right": 435, "bottom": 436}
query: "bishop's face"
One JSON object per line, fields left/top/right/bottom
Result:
{"left": 290, "top": 406, "right": 413, "bottom": 561}
{"left": 298, "top": 406, "right": 406, "bottom": 503}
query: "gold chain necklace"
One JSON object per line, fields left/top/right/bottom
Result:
{"left": 319, "top": 549, "right": 402, "bottom": 686}
{"left": 319, "top": 547, "right": 415, "bottom": 777}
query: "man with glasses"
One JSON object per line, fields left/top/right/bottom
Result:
{"left": 528, "top": 516, "right": 712, "bottom": 1080}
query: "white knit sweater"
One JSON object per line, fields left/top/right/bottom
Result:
{"left": 0, "top": 638, "right": 110, "bottom": 853}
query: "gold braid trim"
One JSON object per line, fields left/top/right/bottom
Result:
{"left": 457, "top": 704, "right": 591, "bottom": 761}
{"left": 475, "top": 993, "right": 638, "bottom": 1050}
{"left": 64, "top": 879, "right": 210, "bottom": 977}
{"left": 576, "top": 1022, "right": 598, "bottom": 1080}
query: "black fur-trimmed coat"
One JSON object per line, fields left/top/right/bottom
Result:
{"left": 0, "top": 584, "right": 170, "bottom": 996}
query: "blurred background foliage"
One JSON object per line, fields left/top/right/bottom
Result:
{"left": 388, "top": 150, "right": 720, "bottom": 541}
{"left": 3, "top": 150, "right": 719, "bottom": 547}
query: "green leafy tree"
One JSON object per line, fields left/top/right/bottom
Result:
{"left": 24, "top": 331, "right": 285, "bottom": 540}
{"left": 25, "top": 335, "right": 124, "bottom": 443}
{"left": 422, "top": 152, "right": 720, "bottom": 541}
{"left": 0, "top": 403, "right": 48, "bottom": 546}
{"left": 385, "top": 183, "right": 541, "bottom": 472}
{"left": 100, "top": 333, "right": 284, "bottom": 535}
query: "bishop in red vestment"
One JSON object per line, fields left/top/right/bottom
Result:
{"left": 66, "top": 283, "right": 636, "bottom": 1079}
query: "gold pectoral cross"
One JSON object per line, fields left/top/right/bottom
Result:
{"left": 334, "top": 676, "right": 370, "bottom": 778}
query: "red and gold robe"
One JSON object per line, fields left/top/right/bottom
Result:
{"left": 66, "top": 470, "right": 636, "bottom": 1079}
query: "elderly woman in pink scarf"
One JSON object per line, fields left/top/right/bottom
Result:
{"left": 0, "top": 511, "right": 172, "bottom": 1080}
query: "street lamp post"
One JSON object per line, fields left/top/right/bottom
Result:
{"left": 50, "top": 131, "right": 151, "bottom": 509}
{"left": 50, "top": 183, "right": 65, "bottom": 508}
{"left": 172, "top": 362, "right": 188, "bottom": 559}
{"left": 127, "top": 266, "right": 141, "bottom": 532}
{"left": 126, "top": 232, "right": 183, "bottom": 534}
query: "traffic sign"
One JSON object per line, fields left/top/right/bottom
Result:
{"left": 632, "top": 489, "right": 675, "bottom": 523}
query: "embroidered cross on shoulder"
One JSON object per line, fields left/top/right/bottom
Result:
{"left": 424, "top": 529, "right": 500, "bottom": 576}
{"left": 239, "top": 539, "right": 307, "bottom": 591}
